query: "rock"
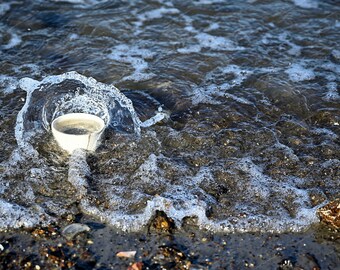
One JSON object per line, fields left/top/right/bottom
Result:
{"left": 128, "top": 262, "right": 143, "bottom": 270}
{"left": 149, "top": 210, "right": 175, "bottom": 233}
{"left": 61, "top": 223, "right": 91, "bottom": 240}
{"left": 116, "top": 251, "right": 136, "bottom": 258}
{"left": 317, "top": 199, "right": 340, "bottom": 229}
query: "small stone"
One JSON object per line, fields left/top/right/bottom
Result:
{"left": 128, "top": 262, "right": 143, "bottom": 270}
{"left": 62, "top": 223, "right": 91, "bottom": 240}
{"left": 149, "top": 210, "right": 175, "bottom": 233}
{"left": 116, "top": 251, "right": 136, "bottom": 258}
{"left": 35, "top": 265, "right": 41, "bottom": 270}
{"left": 317, "top": 199, "right": 340, "bottom": 229}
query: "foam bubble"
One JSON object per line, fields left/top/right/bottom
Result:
{"left": 178, "top": 32, "right": 245, "bottom": 54}
{"left": 292, "top": 0, "right": 318, "bottom": 8}
{"left": 0, "top": 199, "right": 47, "bottom": 230}
{"left": 50, "top": 0, "right": 101, "bottom": 5}
{"left": 133, "top": 7, "right": 180, "bottom": 31}
{"left": 13, "top": 64, "right": 42, "bottom": 77}
{"left": 68, "top": 149, "right": 89, "bottom": 198}
{"left": 0, "top": 3, "right": 10, "bottom": 16}
{"left": 324, "top": 82, "right": 339, "bottom": 101}
{"left": 195, "top": 33, "right": 245, "bottom": 51}
{"left": 321, "top": 62, "right": 340, "bottom": 74}
{"left": 192, "top": 0, "right": 225, "bottom": 4}
{"left": 205, "top": 22, "right": 220, "bottom": 31}
{"left": 177, "top": 45, "right": 201, "bottom": 54}
{"left": 78, "top": 156, "right": 319, "bottom": 233}
{"left": 192, "top": 65, "right": 252, "bottom": 104}
{"left": 285, "top": 63, "right": 315, "bottom": 82}
{"left": 261, "top": 32, "right": 301, "bottom": 56}
{"left": 279, "top": 33, "right": 301, "bottom": 56}
{"left": 108, "top": 44, "right": 155, "bottom": 82}
{"left": 331, "top": 49, "right": 340, "bottom": 61}
{"left": 3, "top": 33, "right": 21, "bottom": 50}
{"left": 0, "top": 75, "right": 18, "bottom": 94}
{"left": 137, "top": 7, "right": 180, "bottom": 22}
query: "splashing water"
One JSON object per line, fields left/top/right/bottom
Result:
{"left": 0, "top": 0, "right": 339, "bottom": 234}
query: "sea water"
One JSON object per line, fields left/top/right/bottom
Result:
{"left": 0, "top": 0, "right": 339, "bottom": 233}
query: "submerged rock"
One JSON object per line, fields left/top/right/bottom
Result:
{"left": 148, "top": 210, "right": 176, "bottom": 233}
{"left": 62, "top": 223, "right": 90, "bottom": 240}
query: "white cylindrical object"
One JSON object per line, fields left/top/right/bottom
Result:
{"left": 51, "top": 113, "right": 105, "bottom": 154}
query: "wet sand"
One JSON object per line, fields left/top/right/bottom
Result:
{"left": 0, "top": 214, "right": 339, "bottom": 269}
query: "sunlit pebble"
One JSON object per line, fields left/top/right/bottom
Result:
{"left": 0, "top": 244, "right": 4, "bottom": 251}
{"left": 275, "top": 246, "right": 285, "bottom": 251}
{"left": 87, "top": 240, "right": 94, "bottom": 244}
{"left": 35, "top": 265, "right": 41, "bottom": 270}
{"left": 245, "top": 262, "right": 255, "bottom": 268}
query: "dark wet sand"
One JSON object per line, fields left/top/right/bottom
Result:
{"left": 0, "top": 214, "right": 339, "bottom": 270}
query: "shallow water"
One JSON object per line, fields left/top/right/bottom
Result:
{"left": 0, "top": 0, "right": 339, "bottom": 233}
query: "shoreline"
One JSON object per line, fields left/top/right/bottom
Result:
{"left": 0, "top": 214, "right": 339, "bottom": 269}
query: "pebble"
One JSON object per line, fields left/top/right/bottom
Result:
{"left": 62, "top": 223, "right": 91, "bottom": 240}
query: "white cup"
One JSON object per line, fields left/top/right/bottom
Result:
{"left": 51, "top": 113, "right": 105, "bottom": 154}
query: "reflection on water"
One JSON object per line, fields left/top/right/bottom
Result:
{"left": 0, "top": 0, "right": 339, "bottom": 232}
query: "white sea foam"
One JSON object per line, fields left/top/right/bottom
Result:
{"left": 285, "top": 63, "right": 315, "bottom": 82}
{"left": 50, "top": 0, "right": 101, "bottom": 5}
{"left": 0, "top": 75, "right": 18, "bottom": 94}
{"left": 261, "top": 32, "right": 301, "bottom": 56}
{"left": 177, "top": 45, "right": 201, "bottom": 54}
{"left": 205, "top": 22, "right": 220, "bottom": 31}
{"left": 133, "top": 7, "right": 180, "bottom": 30}
{"left": 137, "top": 7, "right": 179, "bottom": 22}
{"left": 324, "top": 82, "right": 339, "bottom": 101}
{"left": 321, "top": 62, "right": 340, "bottom": 74}
{"left": 108, "top": 44, "right": 156, "bottom": 82}
{"left": 178, "top": 32, "right": 244, "bottom": 54}
{"left": 279, "top": 33, "right": 301, "bottom": 56}
{"left": 331, "top": 49, "right": 340, "bottom": 61}
{"left": 68, "top": 149, "right": 89, "bottom": 198}
{"left": 292, "top": 0, "right": 318, "bottom": 9}
{"left": 0, "top": 199, "right": 46, "bottom": 230}
{"left": 78, "top": 156, "right": 319, "bottom": 233}
{"left": 192, "top": 0, "right": 225, "bottom": 4}
{"left": 192, "top": 65, "right": 252, "bottom": 104}
{"left": 13, "top": 64, "right": 41, "bottom": 76}
{"left": 2, "top": 69, "right": 323, "bottom": 233}
{"left": 182, "top": 15, "right": 197, "bottom": 33}
{"left": 196, "top": 33, "right": 245, "bottom": 51}
{"left": 0, "top": 3, "right": 10, "bottom": 16}
{"left": 312, "top": 128, "right": 338, "bottom": 139}
{"left": 3, "top": 33, "right": 21, "bottom": 49}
